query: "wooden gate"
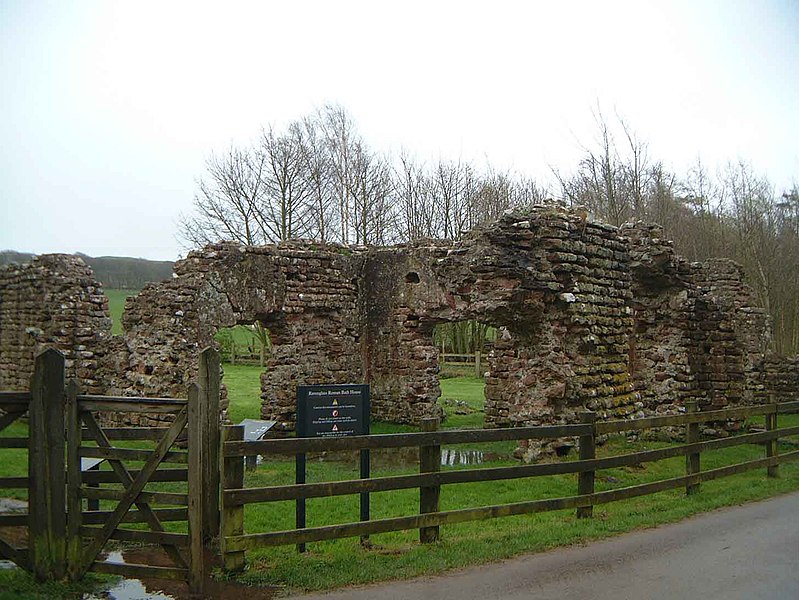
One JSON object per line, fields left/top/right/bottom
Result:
{"left": 0, "top": 390, "right": 32, "bottom": 572}
{"left": 0, "top": 347, "right": 220, "bottom": 595}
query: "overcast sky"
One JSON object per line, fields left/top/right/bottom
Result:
{"left": 1, "top": 0, "right": 797, "bottom": 261}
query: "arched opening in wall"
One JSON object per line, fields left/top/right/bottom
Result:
{"left": 433, "top": 320, "right": 496, "bottom": 428}
{"left": 215, "top": 322, "right": 272, "bottom": 424}
{"left": 104, "top": 288, "right": 139, "bottom": 335}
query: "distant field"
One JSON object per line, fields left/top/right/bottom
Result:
{"left": 105, "top": 289, "right": 139, "bottom": 334}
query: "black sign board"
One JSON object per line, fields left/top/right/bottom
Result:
{"left": 295, "top": 384, "right": 371, "bottom": 552}
{"left": 296, "top": 384, "right": 370, "bottom": 438}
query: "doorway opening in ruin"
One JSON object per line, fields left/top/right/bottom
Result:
{"left": 216, "top": 322, "right": 273, "bottom": 424}
{"left": 215, "top": 323, "right": 271, "bottom": 367}
{"left": 433, "top": 320, "right": 496, "bottom": 428}
{"left": 104, "top": 288, "right": 139, "bottom": 336}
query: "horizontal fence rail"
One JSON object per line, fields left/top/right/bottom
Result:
{"left": 224, "top": 424, "right": 593, "bottom": 456}
{"left": 220, "top": 400, "right": 799, "bottom": 566}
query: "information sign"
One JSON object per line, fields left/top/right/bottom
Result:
{"left": 296, "top": 384, "right": 370, "bottom": 438}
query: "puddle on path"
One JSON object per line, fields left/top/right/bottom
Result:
{"left": 85, "top": 547, "right": 277, "bottom": 600}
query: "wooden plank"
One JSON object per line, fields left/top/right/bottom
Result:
{"left": 81, "top": 412, "right": 189, "bottom": 571}
{"left": 65, "top": 380, "right": 82, "bottom": 579}
{"left": 29, "top": 347, "right": 67, "bottom": 580}
{"left": 221, "top": 425, "right": 245, "bottom": 572}
{"left": 80, "top": 487, "right": 189, "bottom": 506}
{"left": 0, "top": 410, "right": 27, "bottom": 433}
{"left": 224, "top": 424, "right": 593, "bottom": 456}
{"left": 766, "top": 398, "right": 778, "bottom": 478}
{"left": 596, "top": 404, "right": 775, "bottom": 435}
{"left": 577, "top": 411, "right": 596, "bottom": 519}
{"left": 82, "top": 469, "right": 188, "bottom": 485}
{"left": 82, "top": 508, "right": 187, "bottom": 525}
{"left": 79, "top": 526, "right": 189, "bottom": 546}
{"left": 0, "top": 477, "right": 28, "bottom": 489}
{"left": 0, "top": 514, "right": 28, "bottom": 526}
{"left": 419, "top": 417, "right": 441, "bottom": 543}
{"left": 0, "top": 437, "right": 28, "bottom": 448}
{"left": 225, "top": 451, "right": 799, "bottom": 551}
{"left": 225, "top": 426, "right": 799, "bottom": 505}
{"left": 0, "top": 537, "right": 30, "bottom": 571}
{"left": 79, "top": 446, "right": 189, "bottom": 464}
{"left": 90, "top": 560, "right": 188, "bottom": 581}
{"left": 686, "top": 400, "right": 700, "bottom": 495}
{"left": 0, "top": 391, "right": 31, "bottom": 404}
{"left": 187, "top": 382, "right": 206, "bottom": 595}
{"left": 80, "top": 427, "right": 173, "bottom": 441}
{"left": 77, "top": 394, "right": 187, "bottom": 406}
{"left": 78, "top": 405, "right": 189, "bottom": 575}
{"left": 77, "top": 399, "right": 186, "bottom": 414}
{"left": 778, "top": 400, "right": 799, "bottom": 414}
{"left": 199, "top": 347, "right": 221, "bottom": 541}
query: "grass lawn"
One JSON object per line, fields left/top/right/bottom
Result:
{"left": 224, "top": 363, "right": 266, "bottom": 423}
{"left": 0, "top": 571, "right": 112, "bottom": 600}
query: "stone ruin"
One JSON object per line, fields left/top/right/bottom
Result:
{"left": 1, "top": 207, "right": 797, "bottom": 451}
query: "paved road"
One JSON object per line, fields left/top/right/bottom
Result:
{"left": 290, "top": 491, "right": 799, "bottom": 600}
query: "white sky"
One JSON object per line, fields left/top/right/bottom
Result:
{"left": 1, "top": 0, "right": 797, "bottom": 261}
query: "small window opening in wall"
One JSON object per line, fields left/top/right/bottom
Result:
{"left": 405, "top": 272, "right": 420, "bottom": 284}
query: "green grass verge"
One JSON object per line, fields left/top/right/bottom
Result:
{"left": 235, "top": 434, "right": 799, "bottom": 594}
{"left": 0, "top": 571, "right": 113, "bottom": 600}
{"left": 224, "top": 363, "right": 266, "bottom": 423}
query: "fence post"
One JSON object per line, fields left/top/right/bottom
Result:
{"left": 187, "top": 382, "right": 206, "bottom": 598}
{"left": 28, "top": 348, "right": 66, "bottom": 581}
{"left": 65, "top": 379, "right": 83, "bottom": 580}
{"left": 577, "top": 411, "right": 596, "bottom": 519}
{"left": 685, "top": 400, "right": 700, "bottom": 495}
{"left": 221, "top": 425, "right": 246, "bottom": 572}
{"left": 766, "top": 395, "right": 779, "bottom": 478}
{"left": 198, "top": 348, "right": 221, "bottom": 540}
{"left": 475, "top": 351, "right": 482, "bottom": 378}
{"left": 419, "top": 416, "right": 441, "bottom": 543}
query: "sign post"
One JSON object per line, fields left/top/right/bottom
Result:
{"left": 296, "top": 384, "right": 370, "bottom": 552}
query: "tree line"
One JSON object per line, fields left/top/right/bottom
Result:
{"left": 181, "top": 104, "right": 798, "bottom": 356}
{"left": 0, "top": 251, "right": 174, "bottom": 290}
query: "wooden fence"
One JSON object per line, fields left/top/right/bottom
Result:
{"left": 218, "top": 399, "right": 799, "bottom": 565}
{"left": 439, "top": 352, "right": 484, "bottom": 378}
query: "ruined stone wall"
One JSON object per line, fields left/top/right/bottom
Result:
{"left": 689, "top": 259, "right": 770, "bottom": 408}
{"left": 0, "top": 255, "right": 113, "bottom": 393}
{"left": 625, "top": 223, "right": 772, "bottom": 423}
{"left": 764, "top": 355, "right": 799, "bottom": 404}
{"left": 119, "top": 242, "right": 362, "bottom": 431}
{"left": 625, "top": 223, "right": 695, "bottom": 415}
{"left": 362, "top": 208, "right": 637, "bottom": 432}
{"left": 0, "top": 209, "right": 789, "bottom": 439}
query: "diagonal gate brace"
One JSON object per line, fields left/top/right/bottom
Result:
{"left": 80, "top": 412, "right": 189, "bottom": 571}
{"left": 78, "top": 406, "right": 189, "bottom": 576}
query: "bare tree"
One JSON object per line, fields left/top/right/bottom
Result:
{"left": 393, "top": 153, "right": 437, "bottom": 241}
{"left": 348, "top": 143, "right": 397, "bottom": 245}
{"left": 259, "top": 124, "right": 312, "bottom": 242}
{"left": 318, "top": 103, "right": 360, "bottom": 244}
{"left": 297, "top": 116, "right": 334, "bottom": 242}
{"left": 179, "top": 144, "right": 269, "bottom": 247}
